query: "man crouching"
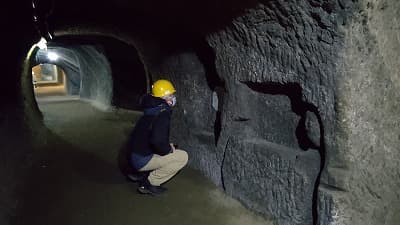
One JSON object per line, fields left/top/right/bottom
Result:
{"left": 127, "top": 79, "right": 188, "bottom": 196}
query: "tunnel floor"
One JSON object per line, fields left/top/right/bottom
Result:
{"left": 15, "top": 96, "right": 273, "bottom": 225}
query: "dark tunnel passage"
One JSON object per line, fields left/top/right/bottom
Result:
{"left": 30, "top": 35, "right": 148, "bottom": 112}
{"left": 2, "top": 1, "right": 400, "bottom": 225}
{"left": 31, "top": 63, "right": 68, "bottom": 97}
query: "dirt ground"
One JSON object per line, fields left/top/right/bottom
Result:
{"left": 15, "top": 96, "right": 273, "bottom": 225}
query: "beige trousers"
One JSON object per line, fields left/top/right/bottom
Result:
{"left": 139, "top": 149, "right": 188, "bottom": 186}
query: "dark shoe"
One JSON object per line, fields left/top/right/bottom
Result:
{"left": 126, "top": 171, "right": 149, "bottom": 182}
{"left": 137, "top": 179, "right": 167, "bottom": 196}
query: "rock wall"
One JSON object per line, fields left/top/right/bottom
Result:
{"left": 132, "top": 1, "right": 400, "bottom": 225}
{"left": 328, "top": 0, "right": 400, "bottom": 224}
{"left": 132, "top": 34, "right": 223, "bottom": 183}
{"left": 0, "top": 2, "right": 40, "bottom": 224}
{"left": 204, "top": 0, "right": 343, "bottom": 224}
{"left": 73, "top": 45, "right": 113, "bottom": 110}
{"left": 133, "top": 29, "right": 323, "bottom": 225}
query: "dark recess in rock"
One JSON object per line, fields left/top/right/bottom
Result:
{"left": 243, "top": 82, "right": 312, "bottom": 117}
{"left": 243, "top": 81, "right": 326, "bottom": 225}
{"left": 102, "top": 39, "right": 147, "bottom": 110}
{"left": 193, "top": 38, "right": 226, "bottom": 145}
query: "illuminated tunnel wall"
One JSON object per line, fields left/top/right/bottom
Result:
{"left": 2, "top": 1, "right": 400, "bottom": 225}
{"left": 33, "top": 36, "right": 147, "bottom": 110}
{"left": 34, "top": 45, "right": 113, "bottom": 109}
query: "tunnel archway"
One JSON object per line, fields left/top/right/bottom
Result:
{"left": 17, "top": 31, "right": 151, "bottom": 166}
{"left": 14, "top": 30, "right": 155, "bottom": 225}
{"left": 24, "top": 33, "right": 149, "bottom": 117}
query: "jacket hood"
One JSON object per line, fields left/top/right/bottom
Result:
{"left": 140, "top": 94, "right": 170, "bottom": 115}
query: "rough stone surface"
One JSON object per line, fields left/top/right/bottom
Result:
{"left": 327, "top": 0, "right": 400, "bottom": 224}
{"left": 222, "top": 138, "right": 320, "bottom": 225}
{"left": 305, "top": 111, "right": 321, "bottom": 148}
{"left": 204, "top": 1, "right": 342, "bottom": 223}
{"left": 132, "top": 35, "right": 224, "bottom": 183}
{"left": 133, "top": 30, "right": 324, "bottom": 223}
{"left": 109, "top": 1, "right": 400, "bottom": 224}
{"left": 73, "top": 45, "right": 113, "bottom": 110}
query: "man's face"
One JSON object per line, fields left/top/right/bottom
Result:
{"left": 163, "top": 94, "right": 176, "bottom": 107}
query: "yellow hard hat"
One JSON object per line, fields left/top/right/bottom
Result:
{"left": 151, "top": 79, "right": 176, "bottom": 97}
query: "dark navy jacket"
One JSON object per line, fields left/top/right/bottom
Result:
{"left": 128, "top": 94, "right": 173, "bottom": 170}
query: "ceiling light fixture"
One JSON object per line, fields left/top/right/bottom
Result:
{"left": 36, "top": 37, "right": 48, "bottom": 50}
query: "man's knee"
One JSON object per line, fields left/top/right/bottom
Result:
{"left": 176, "top": 149, "right": 188, "bottom": 167}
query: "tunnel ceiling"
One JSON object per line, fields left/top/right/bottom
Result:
{"left": 36, "top": 0, "right": 260, "bottom": 36}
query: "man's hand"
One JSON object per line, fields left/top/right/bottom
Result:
{"left": 170, "top": 143, "right": 176, "bottom": 152}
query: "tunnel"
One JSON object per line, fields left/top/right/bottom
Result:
{"left": 2, "top": 0, "right": 400, "bottom": 225}
{"left": 31, "top": 35, "right": 148, "bottom": 110}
